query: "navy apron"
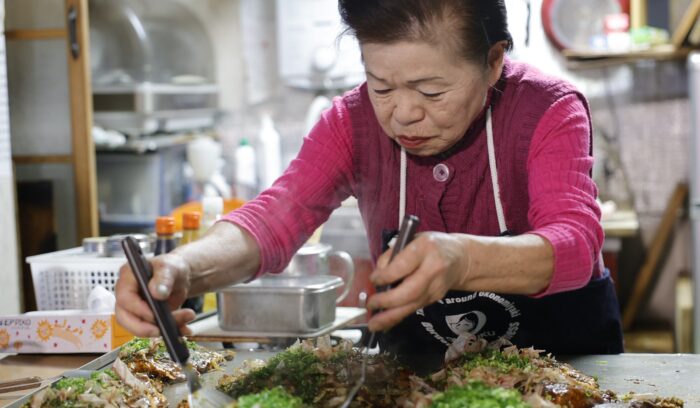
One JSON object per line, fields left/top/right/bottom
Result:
{"left": 377, "top": 108, "right": 624, "bottom": 374}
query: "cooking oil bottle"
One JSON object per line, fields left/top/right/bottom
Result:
{"left": 180, "top": 211, "right": 201, "bottom": 246}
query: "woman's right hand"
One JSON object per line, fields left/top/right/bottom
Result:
{"left": 115, "top": 252, "right": 196, "bottom": 337}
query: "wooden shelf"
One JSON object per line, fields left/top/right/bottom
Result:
{"left": 562, "top": 0, "right": 700, "bottom": 70}
{"left": 562, "top": 45, "right": 693, "bottom": 70}
{"left": 601, "top": 209, "right": 639, "bottom": 238}
{"left": 5, "top": 29, "right": 66, "bottom": 41}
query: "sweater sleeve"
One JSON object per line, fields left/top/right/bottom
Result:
{"left": 527, "top": 93, "right": 604, "bottom": 297}
{"left": 221, "top": 96, "right": 355, "bottom": 278}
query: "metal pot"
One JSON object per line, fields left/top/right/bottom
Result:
{"left": 279, "top": 242, "right": 355, "bottom": 304}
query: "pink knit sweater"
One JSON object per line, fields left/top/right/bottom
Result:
{"left": 223, "top": 60, "right": 603, "bottom": 297}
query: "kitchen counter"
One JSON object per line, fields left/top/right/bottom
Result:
{"left": 2, "top": 351, "right": 699, "bottom": 407}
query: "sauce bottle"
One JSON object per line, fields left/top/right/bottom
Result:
{"left": 155, "top": 215, "right": 203, "bottom": 313}
{"left": 154, "top": 216, "right": 176, "bottom": 255}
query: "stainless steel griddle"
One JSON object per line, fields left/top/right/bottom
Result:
{"left": 563, "top": 354, "right": 700, "bottom": 407}
{"left": 7, "top": 351, "right": 700, "bottom": 407}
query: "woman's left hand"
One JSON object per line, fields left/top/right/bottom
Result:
{"left": 366, "top": 232, "right": 470, "bottom": 332}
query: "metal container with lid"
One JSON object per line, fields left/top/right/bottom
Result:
{"left": 217, "top": 275, "right": 343, "bottom": 333}
{"left": 104, "top": 234, "right": 153, "bottom": 257}
{"left": 82, "top": 237, "right": 108, "bottom": 256}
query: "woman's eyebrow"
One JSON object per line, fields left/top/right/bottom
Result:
{"left": 366, "top": 71, "right": 446, "bottom": 85}
{"left": 407, "top": 76, "right": 445, "bottom": 84}
{"left": 365, "top": 71, "right": 388, "bottom": 83}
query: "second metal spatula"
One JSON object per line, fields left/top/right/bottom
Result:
{"left": 340, "top": 214, "right": 420, "bottom": 408}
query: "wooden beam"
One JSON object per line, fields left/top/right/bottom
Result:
{"left": 5, "top": 29, "right": 67, "bottom": 41}
{"left": 672, "top": 0, "right": 700, "bottom": 48}
{"left": 12, "top": 155, "right": 72, "bottom": 165}
{"left": 65, "top": 0, "right": 98, "bottom": 241}
{"left": 622, "top": 183, "right": 689, "bottom": 330}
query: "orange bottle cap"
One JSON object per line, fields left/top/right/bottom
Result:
{"left": 155, "top": 216, "right": 176, "bottom": 235}
{"left": 183, "top": 211, "right": 201, "bottom": 229}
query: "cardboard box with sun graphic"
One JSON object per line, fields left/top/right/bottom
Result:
{"left": 0, "top": 310, "right": 133, "bottom": 353}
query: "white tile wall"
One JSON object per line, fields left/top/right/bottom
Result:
{"left": 0, "top": 1, "right": 22, "bottom": 314}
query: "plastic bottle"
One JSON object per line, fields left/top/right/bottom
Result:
{"left": 200, "top": 196, "right": 224, "bottom": 236}
{"left": 198, "top": 197, "right": 224, "bottom": 313}
{"left": 234, "top": 138, "right": 257, "bottom": 200}
{"left": 180, "top": 211, "right": 201, "bottom": 246}
{"left": 154, "top": 216, "right": 177, "bottom": 255}
{"left": 258, "top": 113, "right": 282, "bottom": 190}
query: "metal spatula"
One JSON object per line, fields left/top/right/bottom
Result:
{"left": 340, "top": 215, "right": 420, "bottom": 408}
{"left": 121, "top": 236, "right": 233, "bottom": 408}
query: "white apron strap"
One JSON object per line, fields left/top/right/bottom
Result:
{"left": 486, "top": 107, "right": 509, "bottom": 235}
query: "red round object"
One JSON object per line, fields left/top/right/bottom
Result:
{"left": 542, "top": 0, "right": 624, "bottom": 50}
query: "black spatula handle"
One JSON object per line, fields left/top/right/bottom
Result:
{"left": 121, "top": 236, "right": 190, "bottom": 365}
{"left": 369, "top": 215, "right": 420, "bottom": 347}
{"left": 376, "top": 214, "right": 420, "bottom": 293}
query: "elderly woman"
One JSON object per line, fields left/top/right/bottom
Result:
{"left": 116, "top": 0, "right": 623, "bottom": 368}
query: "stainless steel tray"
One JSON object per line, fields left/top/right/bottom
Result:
{"left": 192, "top": 306, "right": 366, "bottom": 340}
{"left": 217, "top": 275, "right": 344, "bottom": 333}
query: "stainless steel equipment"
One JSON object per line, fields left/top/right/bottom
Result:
{"left": 104, "top": 233, "right": 152, "bottom": 256}
{"left": 89, "top": 0, "right": 218, "bottom": 136}
{"left": 82, "top": 236, "right": 108, "bottom": 255}
{"left": 217, "top": 275, "right": 343, "bottom": 333}
{"left": 8, "top": 350, "right": 700, "bottom": 407}
{"left": 96, "top": 138, "right": 188, "bottom": 231}
{"left": 83, "top": 235, "right": 152, "bottom": 257}
{"left": 281, "top": 242, "right": 355, "bottom": 303}
{"left": 688, "top": 52, "right": 700, "bottom": 353}
{"left": 562, "top": 354, "right": 700, "bottom": 406}
{"left": 189, "top": 306, "right": 365, "bottom": 340}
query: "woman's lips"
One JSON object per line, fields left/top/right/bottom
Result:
{"left": 397, "top": 136, "right": 429, "bottom": 148}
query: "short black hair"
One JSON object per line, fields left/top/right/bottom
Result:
{"left": 339, "top": 0, "right": 513, "bottom": 65}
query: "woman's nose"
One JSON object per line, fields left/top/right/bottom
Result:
{"left": 393, "top": 98, "right": 424, "bottom": 126}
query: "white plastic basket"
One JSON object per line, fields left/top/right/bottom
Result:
{"left": 26, "top": 247, "right": 126, "bottom": 311}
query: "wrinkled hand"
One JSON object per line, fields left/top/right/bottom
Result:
{"left": 115, "top": 252, "right": 196, "bottom": 337}
{"left": 366, "top": 232, "right": 469, "bottom": 332}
